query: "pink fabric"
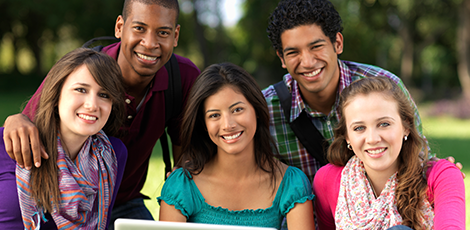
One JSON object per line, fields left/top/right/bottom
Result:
{"left": 313, "top": 159, "right": 465, "bottom": 230}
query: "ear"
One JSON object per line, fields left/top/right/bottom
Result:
{"left": 173, "top": 24, "right": 181, "bottom": 48}
{"left": 115, "top": 15, "right": 124, "bottom": 39}
{"left": 276, "top": 50, "right": 287, "bottom": 69}
{"left": 334, "top": 32, "right": 344, "bottom": 55}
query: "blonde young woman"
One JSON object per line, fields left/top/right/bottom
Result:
{"left": 158, "top": 63, "right": 314, "bottom": 230}
{"left": 313, "top": 76, "right": 465, "bottom": 230}
{"left": 0, "top": 48, "right": 127, "bottom": 229}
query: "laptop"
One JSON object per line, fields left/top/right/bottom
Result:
{"left": 114, "top": 219, "right": 277, "bottom": 230}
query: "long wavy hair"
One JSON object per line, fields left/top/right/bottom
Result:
{"left": 30, "top": 48, "right": 126, "bottom": 213}
{"left": 179, "top": 63, "right": 281, "bottom": 189}
{"left": 327, "top": 76, "right": 429, "bottom": 230}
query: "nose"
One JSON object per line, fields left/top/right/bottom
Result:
{"left": 365, "top": 128, "right": 381, "bottom": 144}
{"left": 84, "top": 94, "right": 98, "bottom": 112}
{"left": 222, "top": 114, "right": 236, "bottom": 131}
{"left": 300, "top": 50, "right": 316, "bottom": 68}
{"left": 141, "top": 32, "right": 159, "bottom": 50}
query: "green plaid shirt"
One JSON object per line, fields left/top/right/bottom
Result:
{"left": 262, "top": 60, "right": 425, "bottom": 182}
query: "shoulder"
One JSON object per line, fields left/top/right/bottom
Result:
{"left": 262, "top": 73, "right": 292, "bottom": 100}
{"left": 280, "top": 166, "right": 313, "bottom": 195}
{"left": 341, "top": 60, "right": 399, "bottom": 81}
{"left": 426, "top": 159, "right": 462, "bottom": 183}
{"left": 313, "top": 164, "right": 342, "bottom": 195}
{"left": 109, "top": 137, "right": 127, "bottom": 156}
{"left": 174, "top": 54, "right": 201, "bottom": 78}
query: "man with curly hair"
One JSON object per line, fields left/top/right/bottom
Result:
{"left": 262, "top": 0, "right": 426, "bottom": 182}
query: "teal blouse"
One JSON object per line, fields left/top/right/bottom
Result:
{"left": 157, "top": 166, "right": 314, "bottom": 229}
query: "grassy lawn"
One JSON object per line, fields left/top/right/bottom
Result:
{"left": 1, "top": 92, "right": 468, "bottom": 226}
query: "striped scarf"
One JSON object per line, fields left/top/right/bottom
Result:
{"left": 16, "top": 130, "right": 118, "bottom": 229}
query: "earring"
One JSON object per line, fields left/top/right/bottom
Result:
{"left": 347, "top": 143, "right": 352, "bottom": 150}
{"left": 404, "top": 135, "right": 408, "bottom": 141}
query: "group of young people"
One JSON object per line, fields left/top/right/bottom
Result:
{"left": 0, "top": 0, "right": 466, "bottom": 229}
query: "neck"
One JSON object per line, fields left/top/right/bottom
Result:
{"left": 364, "top": 168, "right": 397, "bottom": 197}
{"left": 207, "top": 149, "right": 258, "bottom": 180}
{"left": 117, "top": 50, "right": 154, "bottom": 104}
{"left": 301, "top": 87, "right": 337, "bottom": 115}
{"left": 60, "top": 134, "right": 87, "bottom": 161}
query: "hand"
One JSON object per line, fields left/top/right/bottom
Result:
{"left": 431, "top": 156, "right": 465, "bottom": 178}
{"left": 3, "top": 113, "right": 48, "bottom": 169}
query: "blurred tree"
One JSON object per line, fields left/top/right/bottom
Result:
{"left": 457, "top": 0, "right": 470, "bottom": 99}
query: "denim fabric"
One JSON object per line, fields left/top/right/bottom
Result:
{"left": 387, "top": 225, "right": 413, "bottom": 230}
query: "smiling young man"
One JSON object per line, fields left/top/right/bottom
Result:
{"left": 262, "top": 0, "right": 425, "bottom": 182}
{"left": 2, "top": 0, "right": 200, "bottom": 227}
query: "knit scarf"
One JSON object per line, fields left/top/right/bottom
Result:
{"left": 335, "top": 155, "right": 434, "bottom": 229}
{"left": 16, "top": 130, "right": 117, "bottom": 230}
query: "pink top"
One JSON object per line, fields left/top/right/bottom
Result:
{"left": 313, "top": 159, "right": 465, "bottom": 229}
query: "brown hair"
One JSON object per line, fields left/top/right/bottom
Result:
{"left": 30, "top": 48, "right": 126, "bottom": 212}
{"left": 327, "top": 76, "right": 429, "bottom": 230}
{"left": 179, "top": 63, "right": 281, "bottom": 189}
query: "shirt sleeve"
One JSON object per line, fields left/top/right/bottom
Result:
{"left": 279, "top": 167, "right": 314, "bottom": 216}
{"left": 426, "top": 159, "right": 466, "bottom": 229}
{"left": 157, "top": 168, "right": 199, "bottom": 218}
{"left": 313, "top": 164, "right": 342, "bottom": 230}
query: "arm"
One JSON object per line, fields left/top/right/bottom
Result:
{"left": 286, "top": 200, "right": 314, "bottom": 230}
{"left": 159, "top": 201, "right": 187, "bottom": 222}
{"left": 3, "top": 114, "right": 48, "bottom": 169}
{"left": 428, "top": 160, "right": 466, "bottom": 229}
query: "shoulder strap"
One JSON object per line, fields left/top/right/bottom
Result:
{"left": 82, "top": 36, "right": 120, "bottom": 51}
{"left": 161, "top": 54, "right": 182, "bottom": 178}
{"left": 273, "top": 81, "right": 328, "bottom": 166}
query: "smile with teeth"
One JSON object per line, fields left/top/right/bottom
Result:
{"left": 303, "top": 68, "right": 321, "bottom": 77}
{"left": 222, "top": 132, "right": 242, "bottom": 140}
{"left": 78, "top": 114, "right": 97, "bottom": 121}
{"left": 367, "top": 148, "right": 386, "bottom": 155}
{"left": 137, "top": 53, "right": 157, "bottom": 61}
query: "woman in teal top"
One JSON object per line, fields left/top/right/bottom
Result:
{"left": 158, "top": 63, "right": 314, "bottom": 230}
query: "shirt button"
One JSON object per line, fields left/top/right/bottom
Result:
{"left": 125, "top": 99, "right": 131, "bottom": 104}
{"left": 127, "top": 115, "right": 133, "bottom": 119}
{"left": 327, "top": 121, "right": 331, "bottom": 126}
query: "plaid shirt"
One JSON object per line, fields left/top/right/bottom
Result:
{"left": 262, "top": 60, "right": 425, "bottom": 182}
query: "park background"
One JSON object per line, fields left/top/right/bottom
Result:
{"left": 0, "top": 0, "right": 469, "bottom": 227}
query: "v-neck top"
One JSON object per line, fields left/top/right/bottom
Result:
{"left": 158, "top": 166, "right": 313, "bottom": 229}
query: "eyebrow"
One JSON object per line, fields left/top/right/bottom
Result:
{"left": 72, "top": 82, "right": 105, "bottom": 91}
{"left": 349, "top": 116, "right": 396, "bottom": 127}
{"left": 132, "top": 21, "right": 173, "bottom": 31}
{"left": 205, "top": 101, "right": 244, "bottom": 114}
{"left": 283, "top": 38, "right": 326, "bottom": 54}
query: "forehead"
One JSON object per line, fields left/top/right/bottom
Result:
{"left": 204, "top": 86, "right": 248, "bottom": 107}
{"left": 63, "top": 65, "right": 99, "bottom": 87}
{"left": 344, "top": 92, "right": 400, "bottom": 123}
{"left": 280, "top": 23, "right": 329, "bottom": 48}
{"left": 126, "top": 1, "right": 177, "bottom": 26}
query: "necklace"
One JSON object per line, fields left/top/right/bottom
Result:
{"left": 365, "top": 173, "right": 378, "bottom": 198}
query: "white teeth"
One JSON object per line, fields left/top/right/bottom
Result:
{"left": 367, "top": 148, "right": 386, "bottom": 154}
{"left": 137, "top": 53, "right": 157, "bottom": 61}
{"left": 223, "top": 132, "right": 242, "bottom": 140}
{"left": 303, "top": 69, "right": 321, "bottom": 77}
{"left": 78, "top": 114, "right": 97, "bottom": 121}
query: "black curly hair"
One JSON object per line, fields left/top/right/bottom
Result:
{"left": 267, "top": 0, "right": 343, "bottom": 55}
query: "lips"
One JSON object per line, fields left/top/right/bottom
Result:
{"left": 366, "top": 148, "right": 386, "bottom": 155}
{"left": 302, "top": 68, "right": 322, "bottom": 77}
{"left": 78, "top": 113, "right": 97, "bottom": 121}
{"left": 222, "top": 131, "right": 243, "bottom": 140}
{"left": 136, "top": 52, "right": 157, "bottom": 61}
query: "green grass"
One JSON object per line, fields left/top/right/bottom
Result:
{"left": 1, "top": 93, "right": 468, "bottom": 226}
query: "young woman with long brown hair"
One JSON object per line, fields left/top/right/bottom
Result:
{"left": 158, "top": 63, "right": 314, "bottom": 230}
{"left": 0, "top": 48, "right": 128, "bottom": 229}
{"left": 313, "top": 76, "right": 465, "bottom": 229}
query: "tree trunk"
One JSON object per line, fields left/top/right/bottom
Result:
{"left": 457, "top": 0, "right": 470, "bottom": 99}
{"left": 399, "top": 22, "right": 414, "bottom": 86}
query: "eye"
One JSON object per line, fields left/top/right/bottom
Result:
{"left": 134, "top": 26, "right": 144, "bottom": 31}
{"left": 285, "top": 51, "right": 297, "bottom": 56}
{"left": 159, "top": 31, "right": 170, "bottom": 36}
{"left": 233, "top": 107, "right": 244, "bottom": 113}
{"left": 379, "top": 122, "right": 390, "bottom": 127}
{"left": 208, "top": 113, "right": 220, "bottom": 119}
{"left": 75, "top": 88, "right": 86, "bottom": 93}
{"left": 99, "top": 92, "right": 110, "bottom": 99}
{"left": 312, "top": 44, "right": 323, "bottom": 49}
{"left": 353, "top": 126, "right": 365, "bottom": 132}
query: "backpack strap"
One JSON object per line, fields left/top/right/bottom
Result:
{"left": 273, "top": 81, "right": 328, "bottom": 166}
{"left": 161, "top": 54, "right": 182, "bottom": 178}
{"left": 82, "top": 36, "right": 120, "bottom": 51}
